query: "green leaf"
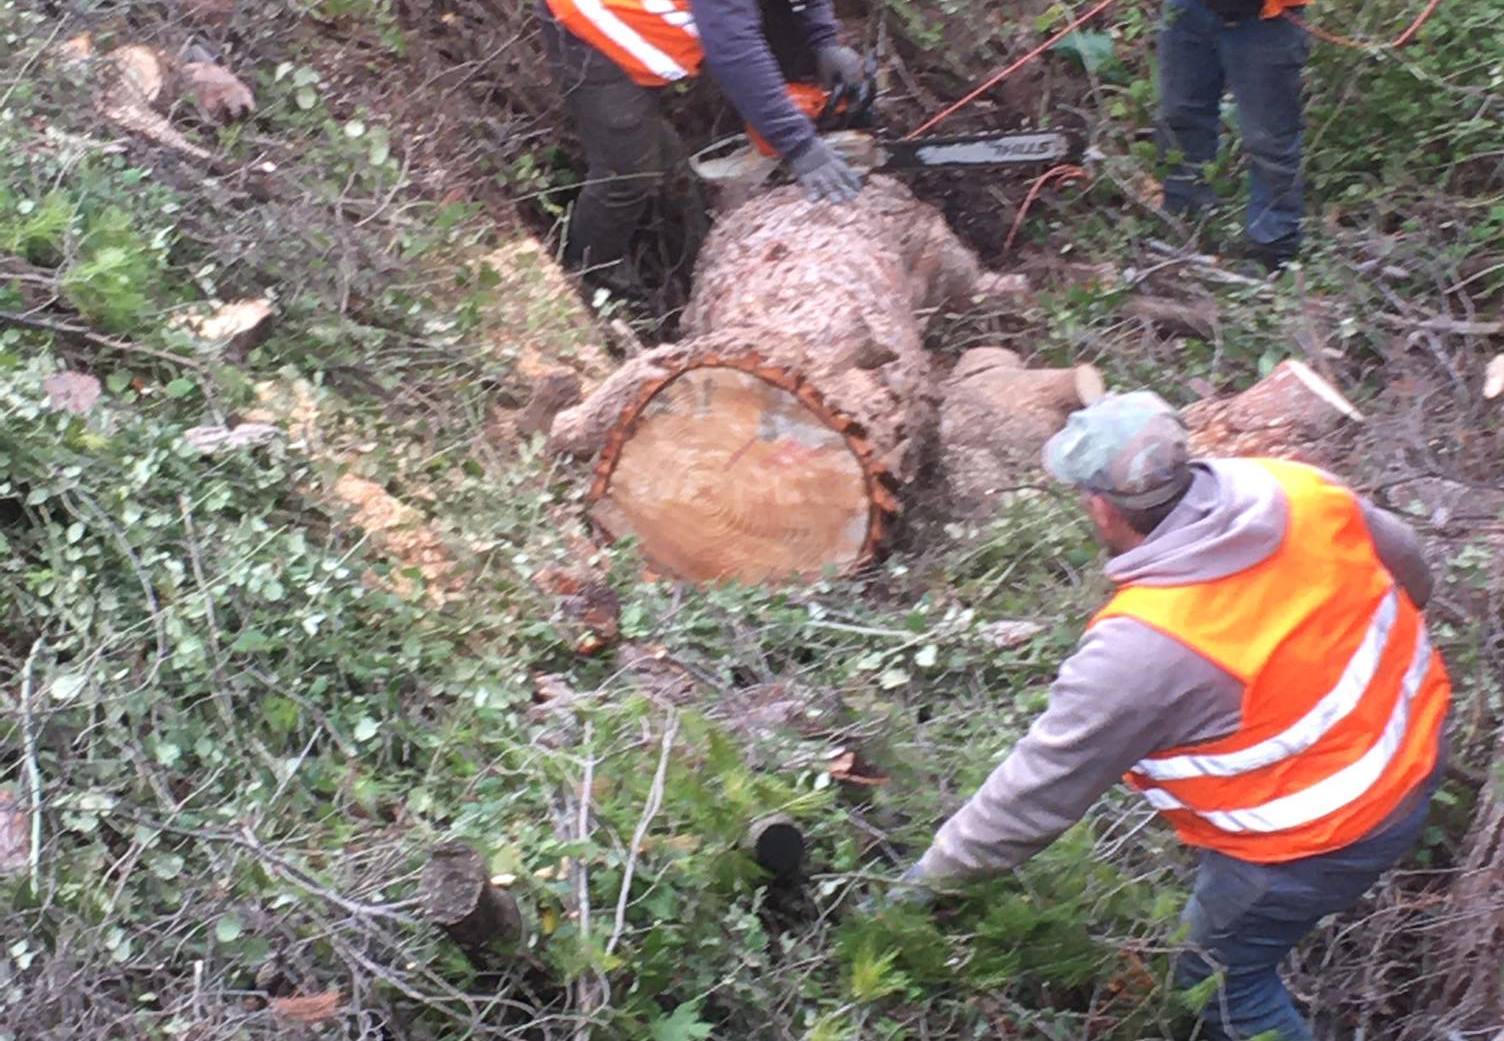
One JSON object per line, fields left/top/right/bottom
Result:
{"left": 292, "top": 66, "right": 320, "bottom": 87}
{"left": 1051, "top": 29, "right": 1115, "bottom": 73}
{"left": 648, "top": 1002, "right": 713, "bottom": 1041}
{"left": 295, "top": 86, "right": 318, "bottom": 111}
{"left": 215, "top": 914, "right": 243, "bottom": 943}
{"left": 353, "top": 716, "right": 380, "bottom": 742}
{"left": 165, "top": 378, "right": 194, "bottom": 398}
{"left": 49, "top": 671, "right": 87, "bottom": 702}
{"left": 368, "top": 127, "right": 391, "bottom": 166}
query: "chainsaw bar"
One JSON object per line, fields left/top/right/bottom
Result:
{"left": 875, "top": 130, "right": 1080, "bottom": 170}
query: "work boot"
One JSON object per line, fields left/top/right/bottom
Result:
{"left": 1232, "top": 234, "right": 1301, "bottom": 274}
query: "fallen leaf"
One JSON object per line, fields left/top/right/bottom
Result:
{"left": 180, "top": 61, "right": 255, "bottom": 122}
{"left": 1485, "top": 354, "right": 1504, "bottom": 401}
{"left": 0, "top": 790, "right": 27, "bottom": 876}
{"left": 270, "top": 989, "right": 341, "bottom": 1024}
{"left": 43, "top": 371, "right": 102, "bottom": 415}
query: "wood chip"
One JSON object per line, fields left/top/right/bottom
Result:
{"left": 1485, "top": 354, "right": 1504, "bottom": 401}
{"left": 826, "top": 749, "right": 887, "bottom": 787}
{"left": 270, "top": 989, "right": 341, "bottom": 1024}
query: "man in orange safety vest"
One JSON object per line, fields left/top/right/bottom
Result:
{"left": 538, "top": 0, "right": 865, "bottom": 292}
{"left": 887, "top": 392, "right": 1450, "bottom": 1040}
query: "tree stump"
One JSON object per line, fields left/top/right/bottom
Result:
{"left": 939, "top": 348, "right": 1105, "bottom": 513}
{"left": 420, "top": 842, "right": 523, "bottom": 959}
{"left": 1182, "top": 359, "right": 1363, "bottom": 464}
{"left": 549, "top": 177, "right": 1028, "bottom": 584}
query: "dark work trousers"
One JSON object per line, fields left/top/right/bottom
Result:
{"left": 1156, "top": 0, "right": 1309, "bottom": 253}
{"left": 538, "top": 10, "right": 691, "bottom": 276}
{"left": 1174, "top": 778, "right": 1436, "bottom": 1040}
{"left": 538, "top": 2, "right": 812, "bottom": 278}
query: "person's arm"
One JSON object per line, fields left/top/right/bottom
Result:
{"left": 689, "top": 0, "right": 817, "bottom": 160}
{"left": 1359, "top": 500, "right": 1433, "bottom": 609}
{"left": 916, "top": 619, "right": 1242, "bottom": 881}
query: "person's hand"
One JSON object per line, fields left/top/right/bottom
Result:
{"left": 859, "top": 864, "right": 936, "bottom": 914}
{"left": 815, "top": 45, "right": 866, "bottom": 92}
{"left": 788, "top": 137, "right": 862, "bottom": 204}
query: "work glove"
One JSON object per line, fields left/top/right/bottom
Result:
{"left": 788, "top": 137, "right": 863, "bottom": 204}
{"left": 815, "top": 44, "right": 866, "bottom": 92}
{"left": 1199, "top": 0, "right": 1263, "bottom": 22}
{"left": 859, "top": 863, "right": 937, "bottom": 914}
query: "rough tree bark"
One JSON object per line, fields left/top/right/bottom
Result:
{"left": 1182, "top": 359, "right": 1363, "bottom": 464}
{"left": 940, "top": 348, "right": 1104, "bottom": 513}
{"left": 549, "top": 177, "right": 1028, "bottom": 584}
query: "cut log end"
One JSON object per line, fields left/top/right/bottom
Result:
{"left": 420, "top": 842, "right": 523, "bottom": 954}
{"left": 589, "top": 359, "right": 892, "bottom": 585}
{"left": 744, "top": 815, "right": 805, "bottom": 881}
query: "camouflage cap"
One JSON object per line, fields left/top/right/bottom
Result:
{"left": 1042, "top": 391, "right": 1191, "bottom": 509}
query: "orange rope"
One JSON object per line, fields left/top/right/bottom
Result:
{"left": 904, "top": 0, "right": 1119, "bottom": 140}
{"left": 1004, "top": 164, "right": 1090, "bottom": 251}
{"left": 1283, "top": 0, "right": 1444, "bottom": 50}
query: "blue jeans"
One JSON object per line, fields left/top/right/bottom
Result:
{"left": 1156, "top": 0, "right": 1309, "bottom": 249}
{"left": 1175, "top": 792, "right": 1432, "bottom": 1040}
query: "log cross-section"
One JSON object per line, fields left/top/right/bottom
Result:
{"left": 588, "top": 355, "right": 899, "bottom": 584}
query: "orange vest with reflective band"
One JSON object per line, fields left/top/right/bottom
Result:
{"left": 1092, "top": 459, "right": 1450, "bottom": 863}
{"left": 546, "top": 0, "right": 704, "bottom": 87}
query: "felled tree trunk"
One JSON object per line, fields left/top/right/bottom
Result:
{"left": 549, "top": 177, "right": 1027, "bottom": 584}
{"left": 1182, "top": 359, "right": 1363, "bottom": 463}
{"left": 940, "top": 348, "right": 1104, "bottom": 513}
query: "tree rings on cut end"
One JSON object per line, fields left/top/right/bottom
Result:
{"left": 589, "top": 359, "right": 891, "bottom": 585}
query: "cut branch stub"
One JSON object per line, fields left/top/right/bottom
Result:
{"left": 421, "top": 842, "right": 523, "bottom": 958}
{"left": 588, "top": 355, "right": 898, "bottom": 585}
{"left": 743, "top": 814, "right": 805, "bottom": 881}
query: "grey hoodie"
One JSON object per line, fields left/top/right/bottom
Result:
{"left": 916, "top": 459, "right": 1436, "bottom": 881}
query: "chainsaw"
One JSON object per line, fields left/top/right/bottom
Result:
{"left": 726, "top": 63, "right": 1080, "bottom": 176}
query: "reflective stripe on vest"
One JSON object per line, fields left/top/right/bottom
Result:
{"left": 1093, "top": 459, "right": 1450, "bottom": 862}
{"left": 546, "top": 0, "right": 702, "bottom": 87}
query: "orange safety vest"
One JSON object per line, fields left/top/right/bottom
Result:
{"left": 1092, "top": 459, "right": 1449, "bottom": 863}
{"left": 546, "top": 0, "right": 704, "bottom": 87}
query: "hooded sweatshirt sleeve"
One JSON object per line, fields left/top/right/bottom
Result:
{"left": 689, "top": 0, "right": 819, "bottom": 160}
{"left": 916, "top": 619, "right": 1243, "bottom": 881}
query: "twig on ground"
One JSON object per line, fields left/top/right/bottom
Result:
{"left": 606, "top": 711, "right": 678, "bottom": 957}
{"left": 20, "top": 638, "right": 45, "bottom": 896}
{"left": 0, "top": 310, "right": 215, "bottom": 373}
